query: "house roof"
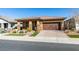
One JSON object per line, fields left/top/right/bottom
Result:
{"left": 0, "top": 16, "right": 17, "bottom": 23}
{"left": 65, "top": 16, "right": 79, "bottom": 22}
{"left": 40, "top": 16, "right": 66, "bottom": 20}
{"left": 16, "top": 16, "right": 66, "bottom": 21}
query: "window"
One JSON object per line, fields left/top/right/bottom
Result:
{"left": 4, "top": 23, "right": 8, "bottom": 28}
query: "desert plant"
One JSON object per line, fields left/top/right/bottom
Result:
{"left": 71, "top": 28, "right": 75, "bottom": 31}
{"left": 0, "top": 28, "right": 6, "bottom": 33}
{"left": 19, "top": 30, "right": 23, "bottom": 33}
{"left": 27, "top": 27, "right": 32, "bottom": 32}
{"left": 64, "top": 30, "right": 70, "bottom": 33}
{"left": 76, "top": 30, "right": 79, "bottom": 33}
{"left": 31, "top": 31, "right": 39, "bottom": 36}
{"left": 12, "top": 30, "right": 16, "bottom": 33}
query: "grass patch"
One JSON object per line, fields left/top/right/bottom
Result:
{"left": 6, "top": 33, "right": 26, "bottom": 36}
{"left": 31, "top": 31, "right": 39, "bottom": 37}
{"left": 68, "top": 35, "right": 79, "bottom": 38}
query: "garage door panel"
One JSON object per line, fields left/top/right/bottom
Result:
{"left": 43, "top": 23, "right": 59, "bottom": 30}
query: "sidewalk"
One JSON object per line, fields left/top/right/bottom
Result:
{"left": 0, "top": 33, "right": 79, "bottom": 44}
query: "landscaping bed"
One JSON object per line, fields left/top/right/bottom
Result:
{"left": 68, "top": 35, "right": 79, "bottom": 38}
{"left": 65, "top": 30, "right": 79, "bottom": 38}
{"left": 6, "top": 33, "right": 26, "bottom": 36}
{"left": 0, "top": 28, "right": 6, "bottom": 34}
{"left": 31, "top": 31, "right": 39, "bottom": 37}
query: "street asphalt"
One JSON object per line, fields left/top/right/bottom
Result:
{"left": 0, "top": 39, "right": 79, "bottom": 51}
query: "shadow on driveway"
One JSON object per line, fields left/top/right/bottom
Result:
{"left": 0, "top": 39, "right": 79, "bottom": 51}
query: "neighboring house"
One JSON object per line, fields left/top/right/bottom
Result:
{"left": 16, "top": 16, "right": 65, "bottom": 32}
{"left": 64, "top": 16, "right": 79, "bottom": 31}
{"left": 0, "top": 16, "right": 17, "bottom": 30}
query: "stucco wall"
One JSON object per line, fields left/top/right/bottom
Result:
{"left": 0, "top": 19, "right": 11, "bottom": 29}
{"left": 64, "top": 18, "right": 76, "bottom": 30}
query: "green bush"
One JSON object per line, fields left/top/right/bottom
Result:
{"left": 6, "top": 33, "right": 25, "bottom": 36}
{"left": 0, "top": 28, "right": 6, "bottom": 33}
{"left": 27, "top": 27, "right": 32, "bottom": 32}
{"left": 31, "top": 31, "right": 38, "bottom": 36}
{"left": 19, "top": 30, "right": 24, "bottom": 33}
{"left": 68, "top": 35, "right": 79, "bottom": 38}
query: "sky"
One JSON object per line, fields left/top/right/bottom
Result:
{"left": 0, "top": 8, "right": 79, "bottom": 19}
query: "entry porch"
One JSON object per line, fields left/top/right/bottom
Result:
{"left": 16, "top": 19, "right": 43, "bottom": 32}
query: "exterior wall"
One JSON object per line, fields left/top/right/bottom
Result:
{"left": 16, "top": 19, "right": 64, "bottom": 31}
{"left": 74, "top": 16, "right": 79, "bottom": 31}
{"left": 35, "top": 20, "right": 64, "bottom": 31}
{"left": 29, "top": 20, "right": 32, "bottom": 30}
{"left": 75, "top": 23, "right": 79, "bottom": 31}
{"left": 64, "top": 16, "right": 79, "bottom": 31}
{"left": 8, "top": 23, "right": 11, "bottom": 29}
{"left": 61, "top": 21, "right": 64, "bottom": 30}
{"left": 37, "top": 21, "right": 40, "bottom": 32}
{"left": 17, "top": 22, "right": 20, "bottom": 30}
{"left": 0, "top": 19, "right": 8, "bottom": 23}
{"left": 1, "top": 23, "right": 4, "bottom": 29}
{"left": 40, "top": 21, "right": 43, "bottom": 30}
{"left": 64, "top": 18, "right": 76, "bottom": 30}
{"left": 0, "top": 19, "right": 11, "bottom": 29}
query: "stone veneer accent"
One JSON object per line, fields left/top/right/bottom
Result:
{"left": 40, "top": 21, "right": 43, "bottom": 30}
{"left": 17, "top": 22, "right": 20, "bottom": 30}
{"left": 29, "top": 20, "right": 32, "bottom": 30}
{"left": 37, "top": 21, "right": 40, "bottom": 32}
{"left": 61, "top": 21, "right": 64, "bottom": 30}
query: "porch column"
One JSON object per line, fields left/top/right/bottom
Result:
{"left": 58, "top": 22, "right": 61, "bottom": 30}
{"left": 40, "top": 22, "right": 43, "bottom": 31}
{"left": 8, "top": 23, "right": 11, "bottom": 29}
{"left": 17, "top": 22, "right": 20, "bottom": 30}
{"left": 37, "top": 21, "right": 40, "bottom": 32}
{"left": 1, "top": 23, "right": 4, "bottom": 29}
{"left": 61, "top": 21, "right": 64, "bottom": 30}
{"left": 29, "top": 20, "right": 32, "bottom": 30}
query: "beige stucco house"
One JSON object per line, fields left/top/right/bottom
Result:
{"left": 16, "top": 16, "right": 65, "bottom": 32}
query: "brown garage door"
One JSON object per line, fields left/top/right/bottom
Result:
{"left": 43, "top": 23, "right": 59, "bottom": 30}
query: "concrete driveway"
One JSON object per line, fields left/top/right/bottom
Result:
{"left": 36, "top": 30, "right": 69, "bottom": 38}
{"left": 36, "top": 30, "right": 71, "bottom": 43}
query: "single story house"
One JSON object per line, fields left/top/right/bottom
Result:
{"left": 64, "top": 16, "right": 79, "bottom": 31}
{"left": 0, "top": 16, "right": 17, "bottom": 29}
{"left": 16, "top": 16, "right": 65, "bottom": 32}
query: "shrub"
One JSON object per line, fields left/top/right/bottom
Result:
{"left": 0, "top": 30, "right": 6, "bottom": 33}
{"left": 0, "top": 28, "right": 6, "bottom": 33}
{"left": 31, "top": 31, "right": 39, "bottom": 36}
{"left": 76, "top": 30, "right": 79, "bottom": 33}
{"left": 71, "top": 28, "right": 75, "bottom": 31}
{"left": 27, "top": 27, "right": 32, "bottom": 32}
{"left": 12, "top": 30, "right": 16, "bottom": 33}
{"left": 64, "top": 30, "right": 70, "bottom": 33}
{"left": 19, "top": 30, "right": 24, "bottom": 33}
